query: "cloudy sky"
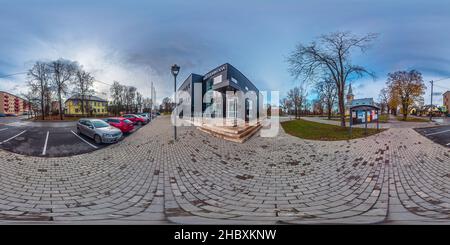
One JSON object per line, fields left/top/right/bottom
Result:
{"left": 0, "top": 0, "right": 449, "bottom": 105}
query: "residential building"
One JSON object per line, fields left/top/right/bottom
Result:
{"left": 444, "top": 91, "right": 450, "bottom": 113}
{"left": 0, "top": 91, "right": 30, "bottom": 115}
{"left": 64, "top": 95, "right": 108, "bottom": 116}
{"left": 51, "top": 101, "right": 62, "bottom": 115}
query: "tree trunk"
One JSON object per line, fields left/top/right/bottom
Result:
{"left": 81, "top": 95, "right": 85, "bottom": 117}
{"left": 41, "top": 93, "right": 45, "bottom": 120}
{"left": 58, "top": 91, "right": 63, "bottom": 120}
{"left": 338, "top": 89, "right": 346, "bottom": 127}
{"left": 327, "top": 104, "right": 332, "bottom": 120}
{"left": 402, "top": 103, "right": 408, "bottom": 121}
{"left": 294, "top": 105, "right": 298, "bottom": 119}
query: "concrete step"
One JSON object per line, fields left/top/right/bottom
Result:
{"left": 198, "top": 123, "right": 262, "bottom": 143}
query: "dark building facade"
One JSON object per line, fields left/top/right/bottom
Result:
{"left": 177, "top": 63, "right": 261, "bottom": 123}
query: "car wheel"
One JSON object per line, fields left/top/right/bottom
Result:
{"left": 138, "top": 121, "right": 142, "bottom": 126}
{"left": 94, "top": 134, "right": 102, "bottom": 144}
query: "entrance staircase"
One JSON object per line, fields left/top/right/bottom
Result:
{"left": 198, "top": 122, "right": 262, "bottom": 143}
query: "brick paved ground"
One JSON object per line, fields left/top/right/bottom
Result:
{"left": 0, "top": 116, "right": 449, "bottom": 224}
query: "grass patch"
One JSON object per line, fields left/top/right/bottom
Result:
{"left": 281, "top": 119, "right": 385, "bottom": 141}
{"left": 378, "top": 114, "right": 389, "bottom": 123}
{"left": 396, "top": 116, "right": 430, "bottom": 122}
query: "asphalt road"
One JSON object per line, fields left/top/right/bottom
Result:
{"left": 0, "top": 120, "right": 147, "bottom": 157}
{"left": 415, "top": 125, "right": 450, "bottom": 148}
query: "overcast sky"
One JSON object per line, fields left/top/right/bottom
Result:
{"left": 0, "top": 0, "right": 449, "bottom": 105}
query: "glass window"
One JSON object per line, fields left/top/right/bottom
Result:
{"left": 227, "top": 99, "right": 237, "bottom": 119}
{"left": 213, "top": 75, "right": 222, "bottom": 85}
{"left": 92, "top": 120, "right": 109, "bottom": 128}
{"left": 206, "top": 79, "right": 213, "bottom": 91}
{"left": 231, "top": 77, "right": 238, "bottom": 84}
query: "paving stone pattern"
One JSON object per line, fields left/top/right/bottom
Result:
{"left": 0, "top": 116, "right": 449, "bottom": 224}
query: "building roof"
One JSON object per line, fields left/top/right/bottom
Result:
{"left": 0, "top": 90, "right": 28, "bottom": 102}
{"left": 66, "top": 94, "right": 107, "bottom": 103}
{"left": 351, "top": 98, "right": 374, "bottom": 106}
{"left": 444, "top": 91, "right": 450, "bottom": 95}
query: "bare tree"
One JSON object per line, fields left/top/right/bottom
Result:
{"left": 378, "top": 87, "right": 389, "bottom": 114}
{"left": 48, "top": 59, "right": 77, "bottom": 120}
{"left": 288, "top": 31, "right": 377, "bottom": 126}
{"left": 280, "top": 98, "right": 292, "bottom": 116}
{"left": 315, "top": 77, "right": 337, "bottom": 119}
{"left": 110, "top": 81, "right": 124, "bottom": 116}
{"left": 27, "top": 61, "right": 51, "bottom": 120}
{"left": 162, "top": 97, "right": 173, "bottom": 113}
{"left": 21, "top": 91, "right": 40, "bottom": 119}
{"left": 123, "top": 86, "right": 136, "bottom": 113}
{"left": 136, "top": 92, "right": 143, "bottom": 113}
{"left": 73, "top": 67, "right": 94, "bottom": 117}
{"left": 287, "top": 85, "right": 307, "bottom": 119}
{"left": 386, "top": 70, "right": 426, "bottom": 120}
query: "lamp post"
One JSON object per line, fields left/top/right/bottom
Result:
{"left": 171, "top": 64, "right": 180, "bottom": 140}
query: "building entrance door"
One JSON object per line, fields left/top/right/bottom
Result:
{"left": 227, "top": 98, "right": 237, "bottom": 126}
{"left": 245, "top": 99, "right": 252, "bottom": 123}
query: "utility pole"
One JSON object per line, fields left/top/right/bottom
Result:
{"left": 430, "top": 80, "right": 433, "bottom": 121}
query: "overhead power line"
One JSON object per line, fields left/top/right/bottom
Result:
{"left": 0, "top": 72, "right": 27, "bottom": 79}
{"left": 434, "top": 76, "right": 450, "bottom": 82}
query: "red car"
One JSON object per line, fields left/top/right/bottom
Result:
{"left": 122, "top": 114, "right": 147, "bottom": 125}
{"left": 103, "top": 117, "right": 135, "bottom": 133}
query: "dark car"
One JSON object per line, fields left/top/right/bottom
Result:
{"left": 137, "top": 113, "right": 151, "bottom": 121}
{"left": 0, "top": 113, "right": 5, "bottom": 117}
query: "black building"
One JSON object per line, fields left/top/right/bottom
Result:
{"left": 177, "top": 63, "right": 261, "bottom": 123}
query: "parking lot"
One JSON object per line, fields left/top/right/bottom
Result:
{"left": 0, "top": 119, "right": 148, "bottom": 157}
{"left": 415, "top": 125, "right": 450, "bottom": 148}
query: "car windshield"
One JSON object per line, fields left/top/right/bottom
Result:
{"left": 124, "top": 119, "right": 133, "bottom": 124}
{"left": 92, "top": 120, "right": 110, "bottom": 128}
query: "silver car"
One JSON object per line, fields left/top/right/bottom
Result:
{"left": 77, "top": 119, "right": 123, "bottom": 144}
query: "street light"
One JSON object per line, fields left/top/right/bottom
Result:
{"left": 171, "top": 64, "right": 180, "bottom": 140}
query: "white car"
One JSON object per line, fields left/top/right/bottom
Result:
{"left": 77, "top": 119, "right": 123, "bottom": 144}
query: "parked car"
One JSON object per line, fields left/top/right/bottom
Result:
{"left": 103, "top": 117, "right": 135, "bottom": 133}
{"left": 5, "top": 113, "right": 17, "bottom": 117}
{"left": 137, "top": 113, "right": 151, "bottom": 121}
{"left": 77, "top": 119, "right": 123, "bottom": 144}
{"left": 0, "top": 113, "right": 5, "bottom": 117}
{"left": 122, "top": 114, "right": 148, "bottom": 125}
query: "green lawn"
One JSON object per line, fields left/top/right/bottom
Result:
{"left": 378, "top": 114, "right": 389, "bottom": 123}
{"left": 396, "top": 116, "right": 430, "bottom": 122}
{"left": 281, "top": 119, "right": 385, "bottom": 141}
{"left": 329, "top": 114, "right": 389, "bottom": 123}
